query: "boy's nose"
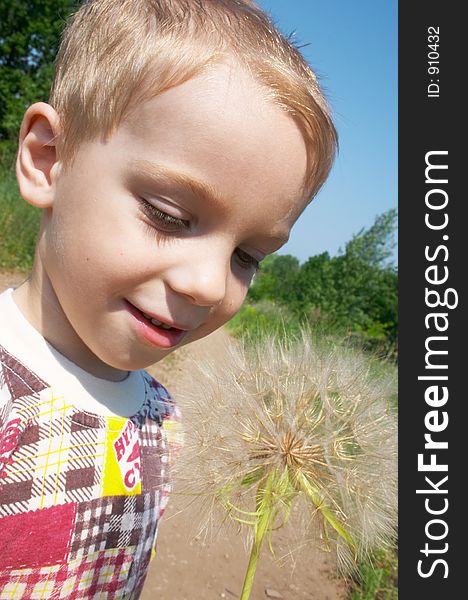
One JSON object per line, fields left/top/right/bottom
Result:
{"left": 165, "top": 248, "right": 229, "bottom": 308}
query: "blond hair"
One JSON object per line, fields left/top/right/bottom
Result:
{"left": 50, "top": 0, "right": 337, "bottom": 199}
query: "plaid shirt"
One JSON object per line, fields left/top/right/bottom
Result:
{"left": 0, "top": 342, "right": 180, "bottom": 599}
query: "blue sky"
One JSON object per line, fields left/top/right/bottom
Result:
{"left": 256, "top": 0, "right": 397, "bottom": 263}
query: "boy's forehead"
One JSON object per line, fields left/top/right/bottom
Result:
{"left": 140, "top": 59, "right": 273, "bottom": 119}
{"left": 122, "top": 63, "right": 308, "bottom": 196}
{"left": 127, "top": 61, "right": 303, "bottom": 145}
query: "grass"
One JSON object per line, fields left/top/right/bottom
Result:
{"left": 0, "top": 163, "right": 41, "bottom": 271}
{"left": 349, "top": 548, "right": 398, "bottom": 600}
{"left": 225, "top": 300, "right": 303, "bottom": 343}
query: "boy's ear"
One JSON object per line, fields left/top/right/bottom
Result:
{"left": 16, "top": 102, "right": 61, "bottom": 208}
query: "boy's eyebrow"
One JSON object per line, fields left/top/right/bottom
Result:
{"left": 130, "top": 159, "right": 291, "bottom": 245}
{"left": 130, "top": 159, "right": 225, "bottom": 207}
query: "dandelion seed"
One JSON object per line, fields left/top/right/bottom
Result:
{"left": 173, "top": 328, "right": 397, "bottom": 599}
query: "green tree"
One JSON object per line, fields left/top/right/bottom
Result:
{"left": 344, "top": 208, "right": 397, "bottom": 268}
{"left": 245, "top": 210, "right": 398, "bottom": 353}
{"left": 248, "top": 254, "right": 300, "bottom": 305}
{"left": 0, "top": 0, "right": 78, "bottom": 162}
{"left": 293, "top": 252, "right": 337, "bottom": 315}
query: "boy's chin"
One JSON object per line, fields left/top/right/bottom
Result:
{"left": 101, "top": 345, "right": 179, "bottom": 375}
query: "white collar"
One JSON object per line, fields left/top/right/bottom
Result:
{"left": 0, "top": 288, "right": 145, "bottom": 417}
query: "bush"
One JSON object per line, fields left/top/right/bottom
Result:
{"left": 225, "top": 300, "right": 303, "bottom": 345}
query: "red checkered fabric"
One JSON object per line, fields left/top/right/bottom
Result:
{"left": 0, "top": 343, "right": 180, "bottom": 599}
{"left": 0, "top": 549, "right": 131, "bottom": 599}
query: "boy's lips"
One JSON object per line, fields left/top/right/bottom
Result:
{"left": 125, "top": 301, "right": 189, "bottom": 348}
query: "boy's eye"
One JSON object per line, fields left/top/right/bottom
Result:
{"left": 138, "top": 198, "right": 189, "bottom": 232}
{"left": 234, "top": 248, "right": 261, "bottom": 271}
{"left": 138, "top": 198, "right": 260, "bottom": 271}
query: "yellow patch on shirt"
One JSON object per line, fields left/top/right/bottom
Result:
{"left": 102, "top": 417, "right": 142, "bottom": 496}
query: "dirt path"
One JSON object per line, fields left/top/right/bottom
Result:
{"left": 1, "top": 272, "right": 348, "bottom": 600}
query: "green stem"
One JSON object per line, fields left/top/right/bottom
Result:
{"left": 298, "top": 472, "right": 356, "bottom": 553}
{"left": 240, "top": 473, "right": 277, "bottom": 600}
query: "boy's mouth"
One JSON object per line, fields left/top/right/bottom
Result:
{"left": 140, "top": 311, "right": 174, "bottom": 330}
{"left": 125, "top": 301, "right": 188, "bottom": 349}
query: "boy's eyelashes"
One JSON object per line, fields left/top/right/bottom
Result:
{"left": 234, "top": 248, "right": 261, "bottom": 271}
{"left": 137, "top": 197, "right": 261, "bottom": 272}
{"left": 138, "top": 197, "right": 190, "bottom": 232}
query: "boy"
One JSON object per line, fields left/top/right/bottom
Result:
{"left": 0, "top": 0, "right": 337, "bottom": 597}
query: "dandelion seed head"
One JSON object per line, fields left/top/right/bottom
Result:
{"left": 173, "top": 328, "right": 397, "bottom": 573}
